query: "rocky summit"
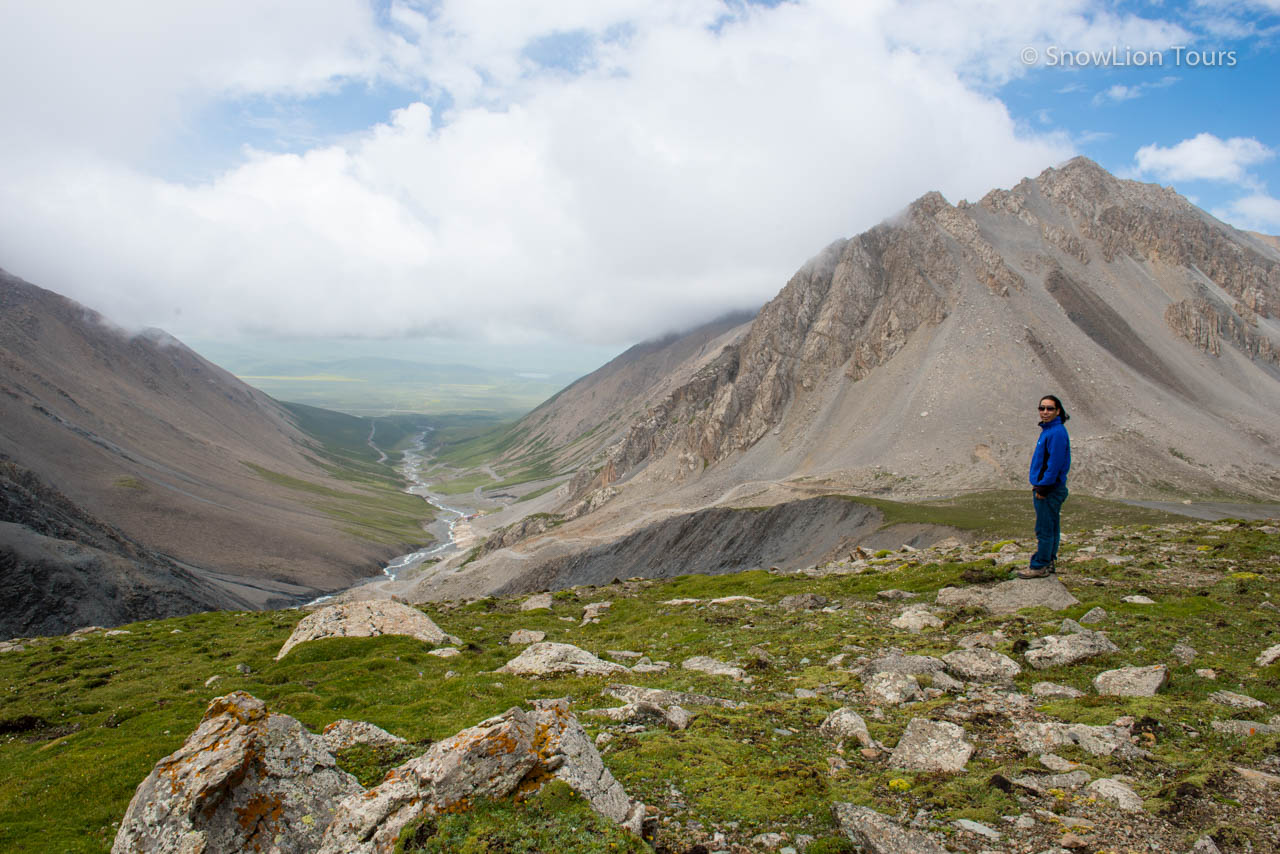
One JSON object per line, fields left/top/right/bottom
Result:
{"left": 3, "top": 515, "right": 1277, "bottom": 852}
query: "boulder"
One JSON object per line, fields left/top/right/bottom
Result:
{"left": 831, "top": 803, "right": 949, "bottom": 854}
{"left": 956, "top": 631, "right": 1005, "bottom": 649}
{"left": 890, "top": 606, "right": 943, "bottom": 633}
{"left": 1211, "top": 719, "right": 1280, "bottom": 737}
{"left": 1171, "top": 643, "right": 1197, "bottom": 664}
{"left": 876, "top": 589, "right": 918, "bottom": 601}
{"left": 509, "top": 629, "right": 546, "bottom": 645}
{"left": 819, "top": 708, "right": 875, "bottom": 748}
{"left": 1257, "top": 644, "right": 1280, "bottom": 667}
{"left": 1208, "top": 690, "right": 1267, "bottom": 709}
{"left": 317, "top": 699, "right": 643, "bottom": 854}
{"left": 1032, "top": 682, "right": 1085, "bottom": 699}
{"left": 1012, "top": 721, "right": 1136, "bottom": 757}
{"left": 779, "top": 593, "right": 828, "bottom": 611}
{"left": 112, "top": 692, "right": 361, "bottom": 854}
{"left": 583, "top": 701, "right": 690, "bottom": 730}
{"left": 276, "top": 601, "right": 453, "bottom": 660}
{"left": 857, "top": 650, "right": 945, "bottom": 679}
{"left": 1011, "top": 769, "right": 1092, "bottom": 794}
{"left": 936, "top": 577, "right": 1079, "bottom": 615}
{"left": 1122, "top": 595, "right": 1155, "bottom": 604}
{"left": 889, "top": 719, "right": 973, "bottom": 773}
{"left": 1024, "top": 630, "right": 1118, "bottom": 669}
{"left": 682, "top": 655, "right": 749, "bottom": 682}
{"left": 709, "top": 595, "right": 763, "bottom": 605}
{"left": 322, "top": 720, "right": 407, "bottom": 754}
{"left": 497, "top": 642, "right": 628, "bottom": 677}
{"left": 865, "top": 672, "right": 921, "bottom": 706}
{"left": 1078, "top": 606, "right": 1107, "bottom": 624}
{"left": 520, "top": 592, "right": 554, "bottom": 611}
{"left": 1093, "top": 665, "right": 1168, "bottom": 697}
{"left": 607, "top": 684, "right": 744, "bottom": 709}
{"left": 581, "top": 601, "right": 612, "bottom": 625}
{"left": 942, "top": 648, "right": 1021, "bottom": 683}
{"left": 1085, "top": 778, "right": 1144, "bottom": 812}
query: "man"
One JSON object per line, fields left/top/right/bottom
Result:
{"left": 1018, "top": 394, "right": 1070, "bottom": 579}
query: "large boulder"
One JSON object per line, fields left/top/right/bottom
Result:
{"left": 607, "top": 684, "right": 745, "bottom": 709}
{"left": 936, "top": 577, "right": 1079, "bottom": 615}
{"left": 832, "top": 803, "right": 950, "bottom": 854}
{"left": 1012, "top": 721, "right": 1137, "bottom": 757}
{"left": 682, "top": 655, "right": 749, "bottom": 682}
{"left": 322, "top": 719, "right": 407, "bottom": 753}
{"left": 1093, "top": 664, "right": 1168, "bottom": 697}
{"left": 889, "top": 719, "right": 973, "bottom": 773}
{"left": 1024, "top": 630, "right": 1119, "bottom": 669}
{"left": 942, "top": 648, "right": 1021, "bottom": 683}
{"left": 497, "top": 642, "right": 628, "bottom": 676}
{"left": 819, "top": 708, "right": 875, "bottom": 748}
{"left": 317, "top": 699, "right": 642, "bottom": 854}
{"left": 112, "top": 692, "right": 361, "bottom": 854}
{"left": 856, "top": 650, "right": 945, "bottom": 679}
{"left": 276, "top": 601, "right": 454, "bottom": 660}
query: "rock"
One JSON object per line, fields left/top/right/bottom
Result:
{"left": 583, "top": 701, "right": 691, "bottom": 731}
{"left": 322, "top": 720, "right": 406, "bottom": 753}
{"left": 509, "top": 629, "right": 546, "bottom": 645}
{"left": 1212, "top": 719, "right": 1280, "bottom": 737}
{"left": 1234, "top": 765, "right": 1280, "bottom": 789}
{"left": 1078, "top": 607, "right": 1107, "bottom": 624}
{"left": 1209, "top": 690, "right": 1267, "bottom": 709}
{"left": 1024, "top": 630, "right": 1119, "bottom": 669}
{"left": 890, "top": 606, "right": 943, "bottom": 633}
{"left": 1196, "top": 668, "right": 1217, "bottom": 679}
{"left": 661, "top": 598, "right": 701, "bottom": 605}
{"left": 1011, "top": 770, "right": 1092, "bottom": 794}
{"left": 1032, "top": 682, "right": 1085, "bottom": 699}
{"left": 931, "top": 671, "right": 965, "bottom": 692}
{"left": 665, "top": 705, "right": 692, "bottom": 730}
{"left": 607, "top": 650, "right": 643, "bottom": 659}
{"left": 0, "top": 641, "right": 25, "bottom": 653}
{"left": 105, "top": 629, "right": 132, "bottom": 636}
{"left": 708, "top": 595, "right": 762, "bottom": 605}
{"left": 780, "top": 593, "right": 827, "bottom": 611}
{"left": 235, "top": 663, "right": 251, "bottom": 674}
{"left": 1059, "top": 618, "right": 1087, "bottom": 634}
{"left": 1122, "top": 595, "right": 1155, "bottom": 604}
{"left": 819, "top": 707, "right": 875, "bottom": 748}
{"left": 857, "top": 650, "right": 945, "bottom": 679}
{"left": 831, "top": 802, "right": 949, "bottom": 854}
{"left": 497, "top": 642, "right": 629, "bottom": 677}
{"left": 1039, "top": 753, "right": 1078, "bottom": 772}
{"left": 520, "top": 592, "right": 554, "bottom": 611}
{"left": 1061, "top": 832, "right": 1093, "bottom": 850}
{"left": 112, "top": 692, "right": 361, "bottom": 854}
{"left": 427, "top": 647, "right": 460, "bottom": 658}
{"left": 607, "top": 684, "right": 744, "bottom": 709}
{"left": 1256, "top": 644, "right": 1280, "bottom": 667}
{"left": 953, "top": 818, "right": 1001, "bottom": 840}
{"left": 1012, "top": 721, "right": 1136, "bottom": 757}
{"left": 876, "top": 589, "right": 918, "bottom": 601}
{"left": 276, "top": 601, "right": 453, "bottom": 660}
{"left": 1191, "top": 836, "right": 1223, "bottom": 854}
{"left": 752, "top": 832, "right": 788, "bottom": 849}
{"left": 630, "top": 657, "right": 670, "bottom": 673}
{"left": 936, "top": 578, "right": 1079, "bottom": 615}
{"left": 956, "top": 631, "right": 1005, "bottom": 649}
{"left": 865, "top": 672, "right": 921, "bottom": 706}
{"left": 70, "top": 626, "right": 105, "bottom": 638}
{"left": 682, "top": 655, "right": 749, "bottom": 682}
{"left": 581, "top": 601, "right": 612, "bottom": 625}
{"left": 1171, "top": 643, "right": 1197, "bottom": 664}
{"left": 1084, "top": 778, "right": 1144, "bottom": 811}
{"left": 317, "top": 699, "right": 643, "bottom": 853}
{"left": 942, "top": 649, "right": 1021, "bottom": 683}
{"left": 1093, "top": 664, "right": 1168, "bottom": 697}
{"left": 889, "top": 719, "right": 973, "bottom": 773}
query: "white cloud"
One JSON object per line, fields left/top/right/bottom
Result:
{"left": 0, "top": 1, "right": 1200, "bottom": 347}
{"left": 1134, "top": 133, "right": 1274, "bottom": 185}
{"left": 1217, "top": 193, "right": 1280, "bottom": 232}
{"left": 1091, "top": 75, "right": 1177, "bottom": 105}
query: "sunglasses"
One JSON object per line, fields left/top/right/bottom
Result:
{"left": 1038, "top": 405, "right": 1057, "bottom": 411}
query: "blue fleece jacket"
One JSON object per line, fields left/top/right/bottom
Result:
{"left": 1029, "top": 417, "right": 1070, "bottom": 488}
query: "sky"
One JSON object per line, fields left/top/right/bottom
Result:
{"left": 1, "top": 0, "right": 1278, "bottom": 373}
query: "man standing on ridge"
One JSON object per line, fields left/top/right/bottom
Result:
{"left": 1018, "top": 394, "right": 1071, "bottom": 579}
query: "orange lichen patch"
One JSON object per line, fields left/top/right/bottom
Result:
{"left": 235, "top": 792, "right": 284, "bottom": 832}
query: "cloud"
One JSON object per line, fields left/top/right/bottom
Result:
{"left": 0, "top": 1, "right": 1201, "bottom": 348}
{"left": 1134, "top": 133, "right": 1274, "bottom": 184}
{"left": 1217, "top": 192, "right": 1280, "bottom": 232}
{"left": 1090, "top": 75, "right": 1178, "bottom": 106}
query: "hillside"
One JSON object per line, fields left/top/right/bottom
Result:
{"left": 0, "top": 270, "right": 435, "bottom": 631}
{"left": 1, "top": 514, "right": 1276, "bottom": 852}
{"left": 417, "top": 158, "right": 1280, "bottom": 603}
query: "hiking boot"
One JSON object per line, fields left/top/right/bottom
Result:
{"left": 1016, "top": 567, "right": 1052, "bottom": 579}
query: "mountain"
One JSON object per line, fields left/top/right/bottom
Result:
{"left": 412, "top": 157, "right": 1280, "bottom": 601}
{"left": 0, "top": 271, "right": 426, "bottom": 633}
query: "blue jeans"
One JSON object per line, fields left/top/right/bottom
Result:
{"left": 1031, "top": 483, "right": 1068, "bottom": 570}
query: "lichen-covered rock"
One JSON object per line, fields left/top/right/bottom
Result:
{"left": 890, "top": 605, "right": 943, "bottom": 633}
{"left": 317, "top": 700, "right": 642, "bottom": 854}
{"left": 1079, "top": 606, "right": 1107, "bottom": 624}
{"left": 682, "top": 655, "right": 749, "bottom": 682}
{"left": 1209, "top": 690, "right": 1267, "bottom": 710}
{"left": 1011, "top": 769, "right": 1092, "bottom": 794}
{"left": 856, "top": 650, "right": 945, "bottom": 679}
{"left": 1012, "top": 721, "right": 1136, "bottom": 757}
{"left": 936, "top": 577, "right": 1079, "bottom": 615}
{"left": 580, "top": 601, "right": 612, "bottom": 625}
{"left": 889, "top": 718, "right": 973, "bottom": 773}
{"left": 1257, "top": 643, "right": 1280, "bottom": 667}
{"left": 1093, "top": 664, "right": 1168, "bottom": 697}
{"left": 832, "top": 803, "right": 950, "bottom": 854}
{"left": 780, "top": 593, "right": 828, "bottom": 611}
{"left": 497, "top": 642, "right": 628, "bottom": 676}
{"left": 607, "top": 683, "right": 744, "bottom": 709}
{"left": 865, "top": 672, "right": 921, "bottom": 706}
{"left": 508, "top": 629, "right": 546, "bottom": 645}
{"left": 1032, "top": 682, "right": 1085, "bottom": 699}
{"left": 276, "top": 601, "right": 453, "bottom": 660}
{"left": 942, "top": 648, "right": 1021, "bottom": 683}
{"left": 1085, "top": 778, "right": 1144, "bottom": 811}
{"left": 1024, "top": 630, "right": 1119, "bottom": 669}
{"left": 520, "top": 592, "right": 554, "bottom": 611}
{"left": 819, "top": 707, "right": 875, "bottom": 748}
{"left": 322, "top": 719, "right": 406, "bottom": 754}
{"left": 112, "top": 692, "right": 361, "bottom": 854}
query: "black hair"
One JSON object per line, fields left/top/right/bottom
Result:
{"left": 1039, "top": 394, "right": 1070, "bottom": 422}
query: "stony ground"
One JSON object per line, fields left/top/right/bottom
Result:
{"left": 2, "top": 517, "right": 1278, "bottom": 853}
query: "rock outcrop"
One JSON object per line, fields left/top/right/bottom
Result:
{"left": 111, "top": 692, "right": 361, "bottom": 854}
{"left": 496, "top": 642, "right": 629, "bottom": 676}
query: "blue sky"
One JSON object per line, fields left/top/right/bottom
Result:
{"left": 0, "top": 0, "right": 1277, "bottom": 373}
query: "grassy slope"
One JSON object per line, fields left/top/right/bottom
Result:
{"left": 1, "top": 514, "right": 1277, "bottom": 852}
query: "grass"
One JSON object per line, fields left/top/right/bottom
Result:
{"left": 1, "top": 517, "right": 1276, "bottom": 852}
